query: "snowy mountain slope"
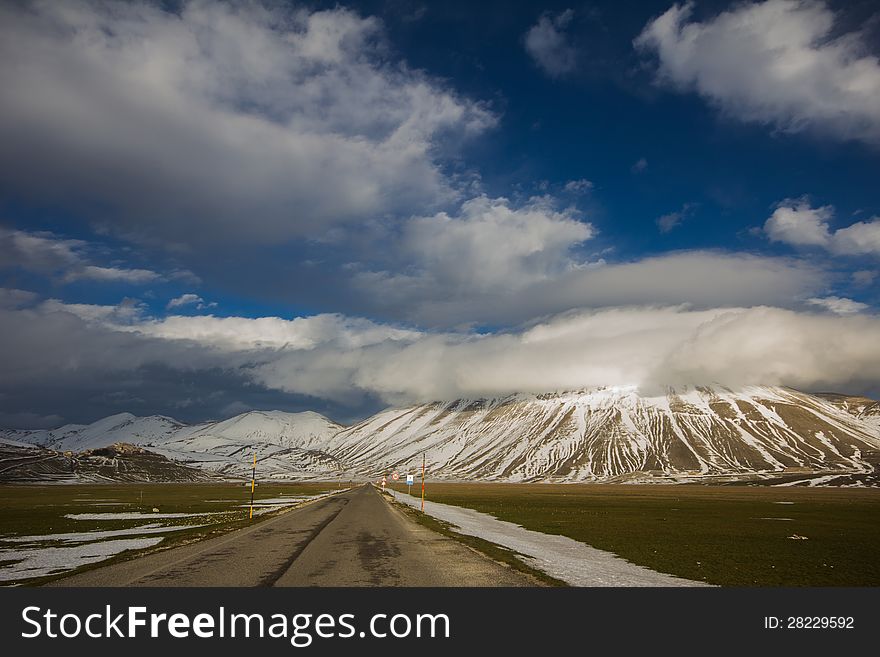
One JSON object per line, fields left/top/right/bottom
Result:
{"left": 816, "top": 393, "right": 880, "bottom": 436}
{"left": 147, "top": 410, "right": 345, "bottom": 479}
{"left": 327, "top": 386, "right": 880, "bottom": 482}
{"left": 2, "top": 410, "right": 344, "bottom": 480}
{"left": 1, "top": 413, "right": 185, "bottom": 452}
{"left": 3, "top": 387, "right": 879, "bottom": 483}
{"left": 170, "top": 411, "right": 343, "bottom": 450}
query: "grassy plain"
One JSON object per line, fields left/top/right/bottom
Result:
{"left": 0, "top": 482, "right": 339, "bottom": 585}
{"left": 393, "top": 482, "right": 880, "bottom": 586}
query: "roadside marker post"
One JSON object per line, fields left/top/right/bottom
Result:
{"left": 249, "top": 453, "right": 256, "bottom": 520}
{"left": 421, "top": 453, "right": 426, "bottom": 512}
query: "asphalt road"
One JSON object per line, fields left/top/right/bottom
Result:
{"left": 48, "top": 484, "right": 538, "bottom": 587}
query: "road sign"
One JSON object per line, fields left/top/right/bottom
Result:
{"left": 392, "top": 472, "right": 399, "bottom": 480}
{"left": 406, "top": 474, "right": 414, "bottom": 485}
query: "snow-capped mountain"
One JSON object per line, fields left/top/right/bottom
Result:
{"left": 5, "top": 413, "right": 186, "bottom": 453}
{"left": 2, "top": 410, "right": 344, "bottom": 480}
{"left": 3, "top": 386, "right": 879, "bottom": 484}
{"left": 326, "top": 386, "right": 880, "bottom": 483}
{"left": 148, "top": 411, "right": 345, "bottom": 479}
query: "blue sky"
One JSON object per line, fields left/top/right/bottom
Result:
{"left": 1, "top": 0, "right": 879, "bottom": 426}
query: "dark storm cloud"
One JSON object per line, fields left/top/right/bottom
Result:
{"left": 0, "top": 364, "right": 383, "bottom": 428}
{"left": 0, "top": 1, "right": 493, "bottom": 248}
{"left": 0, "top": 301, "right": 402, "bottom": 426}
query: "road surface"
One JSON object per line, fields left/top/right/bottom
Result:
{"left": 48, "top": 484, "right": 539, "bottom": 587}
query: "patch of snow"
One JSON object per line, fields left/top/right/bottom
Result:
{"left": 65, "top": 511, "right": 226, "bottom": 520}
{"left": 389, "top": 490, "right": 710, "bottom": 587}
{"left": 238, "top": 497, "right": 307, "bottom": 507}
{"left": 0, "top": 537, "right": 163, "bottom": 582}
{"left": 2, "top": 523, "right": 206, "bottom": 544}
{"left": 0, "top": 436, "right": 39, "bottom": 448}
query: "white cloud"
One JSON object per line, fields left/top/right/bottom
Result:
{"left": 524, "top": 10, "right": 578, "bottom": 78}
{"left": 656, "top": 306, "right": 880, "bottom": 393}
{"left": 216, "top": 305, "right": 880, "bottom": 401}
{"left": 397, "top": 195, "right": 593, "bottom": 293}
{"left": 37, "top": 298, "right": 418, "bottom": 351}
{"left": 832, "top": 218, "right": 880, "bottom": 256}
{"left": 636, "top": 0, "right": 880, "bottom": 145}
{"left": 852, "top": 270, "right": 877, "bottom": 286}
{"left": 806, "top": 296, "right": 868, "bottom": 315}
{"left": 656, "top": 202, "right": 697, "bottom": 233}
{"left": 764, "top": 198, "right": 880, "bottom": 255}
{"left": 350, "top": 194, "right": 603, "bottom": 324}
{"left": 564, "top": 178, "right": 594, "bottom": 194}
{"left": 0, "top": 227, "right": 83, "bottom": 273}
{"left": 39, "top": 298, "right": 147, "bottom": 325}
{"left": 764, "top": 199, "right": 833, "bottom": 246}
{"left": 631, "top": 157, "right": 648, "bottom": 173}
{"left": 356, "top": 243, "right": 827, "bottom": 327}
{"left": 5, "top": 301, "right": 878, "bottom": 408}
{"left": 0, "top": 1, "right": 494, "bottom": 246}
{"left": 126, "top": 313, "right": 421, "bottom": 352}
{"left": 64, "top": 265, "right": 162, "bottom": 284}
{"left": 167, "top": 293, "right": 216, "bottom": 310}
{"left": 1, "top": 226, "right": 167, "bottom": 283}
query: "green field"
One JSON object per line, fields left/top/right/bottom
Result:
{"left": 393, "top": 482, "right": 880, "bottom": 586}
{"left": 0, "top": 482, "right": 340, "bottom": 585}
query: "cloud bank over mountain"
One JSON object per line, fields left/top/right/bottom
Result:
{"left": 2, "top": 298, "right": 879, "bottom": 427}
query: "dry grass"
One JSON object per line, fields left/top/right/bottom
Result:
{"left": 392, "top": 481, "right": 880, "bottom": 586}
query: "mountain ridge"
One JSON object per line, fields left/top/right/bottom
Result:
{"left": 2, "top": 386, "right": 879, "bottom": 485}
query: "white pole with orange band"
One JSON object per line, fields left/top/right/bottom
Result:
{"left": 249, "top": 453, "right": 256, "bottom": 520}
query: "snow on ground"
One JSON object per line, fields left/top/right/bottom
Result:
{"left": 3, "top": 523, "right": 206, "bottom": 544}
{"left": 0, "top": 436, "right": 38, "bottom": 448}
{"left": 239, "top": 496, "right": 310, "bottom": 506}
{"left": 0, "top": 537, "right": 163, "bottom": 582}
{"left": 773, "top": 474, "right": 849, "bottom": 487}
{"left": 1, "top": 490, "right": 349, "bottom": 583}
{"left": 389, "top": 490, "right": 710, "bottom": 587}
{"left": 65, "top": 511, "right": 225, "bottom": 520}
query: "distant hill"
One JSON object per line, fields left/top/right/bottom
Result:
{"left": 2, "top": 410, "right": 344, "bottom": 480}
{"left": 0, "top": 442, "right": 217, "bottom": 483}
